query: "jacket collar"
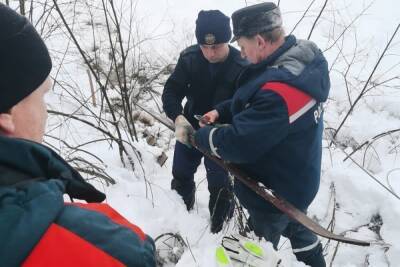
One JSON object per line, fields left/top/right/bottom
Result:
{"left": 250, "top": 35, "right": 297, "bottom": 71}
{"left": 0, "top": 135, "right": 105, "bottom": 202}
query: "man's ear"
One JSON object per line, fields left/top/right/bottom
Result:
{"left": 255, "top": 34, "right": 267, "bottom": 49}
{"left": 0, "top": 113, "right": 15, "bottom": 136}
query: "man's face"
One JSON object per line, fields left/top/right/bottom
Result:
{"left": 1, "top": 77, "right": 52, "bottom": 143}
{"left": 237, "top": 36, "right": 263, "bottom": 64}
{"left": 200, "top": 43, "right": 230, "bottom": 63}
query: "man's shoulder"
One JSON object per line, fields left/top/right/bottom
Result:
{"left": 56, "top": 203, "right": 155, "bottom": 262}
{"left": 19, "top": 202, "right": 155, "bottom": 266}
{"left": 180, "top": 44, "right": 200, "bottom": 57}
{"left": 59, "top": 203, "right": 148, "bottom": 241}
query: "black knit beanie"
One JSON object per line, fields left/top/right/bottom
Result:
{"left": 195, "top": 10, "right": 232, "bottom": 45}
{"left": 0, "top": 3, "right": 52, "bottom": 113}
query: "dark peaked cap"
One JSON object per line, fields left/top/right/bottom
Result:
{"left": 231, "top": 2, "right": 282, "bottom": 42}
{"left": 0, "top": 3, "right": 52, "bottom": 113}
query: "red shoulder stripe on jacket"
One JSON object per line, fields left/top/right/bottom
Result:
{"left": 262, "top": 82, "right": 316, "bottom": 123}
{"left": 67, "top": 202, "right": 146, "bottom": 241}
{"left": 23, "top": 223, "right": 125, "bottom": 267}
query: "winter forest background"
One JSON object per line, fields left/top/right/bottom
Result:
{"left": 3, "top": 0, "right": 400, "bottom": 266}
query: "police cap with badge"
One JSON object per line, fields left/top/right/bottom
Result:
{"left": 231, "top": 2, "right": 282, "bottom": 42}
{"left": 195, "top": 10, "right": 232, "bottom": 45}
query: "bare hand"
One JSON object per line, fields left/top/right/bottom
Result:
{"left": 199, "top": 110, "right": 219, "bottom": 127}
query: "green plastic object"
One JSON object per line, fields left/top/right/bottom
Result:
{"left": 215, "top": 246, "right": 232, "bottom": 267}
{"left": 243, "top": 241, "right": 264, "bottom": 258}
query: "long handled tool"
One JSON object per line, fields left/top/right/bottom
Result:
{"left": 135, "top": 103, "right": 370, "bottom": 246}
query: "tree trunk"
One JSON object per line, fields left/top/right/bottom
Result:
{"left": 19, "top": 0, "right": 25, "bottom": 15}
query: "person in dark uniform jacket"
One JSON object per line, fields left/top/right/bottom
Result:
{"left": 179, "top": 3, "right": 330, "bottom": 267}
{"left": 162, "top": 10, "right": 248, "bottom": 233}
{"left": 0, "top": 4, "right": 155, "bottom": 266}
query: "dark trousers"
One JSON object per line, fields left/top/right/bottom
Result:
{"left": 171, "top": 141, "right": 233, "bottom": 232}
{"left": 247, "top": 208, "right": 326, "bottom": 267}
{"left": 172, "top": 141, "right": 231, "bottom": 194}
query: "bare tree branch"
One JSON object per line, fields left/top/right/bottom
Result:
{"left": 332, "top": 23, "right": 400, "bottom": 141}
{"left": 307, "top": 0, "right": 328, "bottom": 40}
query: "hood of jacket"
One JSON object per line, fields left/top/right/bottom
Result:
{"left": 241, "top": 35, "right": 330, "bottom": 102}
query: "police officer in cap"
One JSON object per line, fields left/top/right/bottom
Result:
{"left": 162, "top": 10, "right": 248, "bottom": 233}
{"left": 189, "top": 2, "right": 330, "bottom": 266}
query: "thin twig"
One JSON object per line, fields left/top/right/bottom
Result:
{"left": 331, "top": 137, "right": 400, "bottom": 200}
{"left": 52, "top": 0, "right": 127, "bottom": 165}
{"left": 343, "top": 128, "right": 400, "bottom": 161}
{"left": 332, "top": 23, "right": 400, "bottom": 142}
{"left": 289, "top": 0, "right": 316, "bottom": 35}
{"left": 307, "top": 0, "right": 328, "bottom": 40}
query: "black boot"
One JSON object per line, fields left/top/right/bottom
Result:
{"left": 295, "top": 243, "right": 326, "bottom": 267}
{"left": 171, "top": 178, "right": 195, "bottom": 211}
{"left": 209, "top": 187, "right": 234, "bottom": 233}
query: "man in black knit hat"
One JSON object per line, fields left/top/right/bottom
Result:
{"left": 0, "top": 4, "right": 155, "bottom": 266}
{"left": 162, "top": 10, "right": 248, "bottom": 233}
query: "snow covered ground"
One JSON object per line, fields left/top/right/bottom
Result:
{"left": 24, "top": 0, "right": 400, "bottom": 265}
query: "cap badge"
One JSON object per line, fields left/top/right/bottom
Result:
{"left": 204, "top": 33, "right": 216, "bottom": 45}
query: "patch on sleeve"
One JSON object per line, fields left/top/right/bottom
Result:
{"left": 262, "top": 82, "right": 316, "bottom": 123}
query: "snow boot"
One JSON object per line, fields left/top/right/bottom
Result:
{"left": 171, "top": 178, "right": 195, "bottom": 211}
{"left": 209, "top": 187, "right": 234, "bottom": 233}
{"left": 294, "top": 242, "right": 326, "bottom": 267}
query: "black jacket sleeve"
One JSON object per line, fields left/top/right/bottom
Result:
{"left": 162, "top": 55, "right": 189, "bottom": 122}
{"left": 214, "top": 99, "right": 232, "bottom": 123}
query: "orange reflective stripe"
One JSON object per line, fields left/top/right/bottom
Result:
{"left": 68, "top": 202, "right": 146, "bottom": 241}
{"left": 262, "top": 82, "right": 316, "bottom": 123}
{"left": 23, "top": 223, "right": 125, "bottom": 267}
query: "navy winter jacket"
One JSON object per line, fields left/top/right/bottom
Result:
{"left": 195, "top": 35, "right": 330, "bottom": 213}
{"left": 0, "top": 136, "right": 155, "bottom": 267}
{"left": 162, "top": 44, "right": 248, "bottom": 129}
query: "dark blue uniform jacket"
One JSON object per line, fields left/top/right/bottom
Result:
{"left": 195, "top": 35, "right": 330, "bottom": 213}
{"left": 162, "top": 45, "right": 248, "bottom": 129}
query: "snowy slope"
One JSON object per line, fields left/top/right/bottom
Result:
{"left": 27, "top": 0, "right": 400, "bottom": 266}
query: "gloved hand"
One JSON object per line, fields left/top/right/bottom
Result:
{"left": 175, "top": 115, "right": 195, "bottom": 147}
{"left": 199, "top": 109, "right": 219, "bottom": 127}
{"left": 221, "top": 235, "right": 280, "bottom": 267}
